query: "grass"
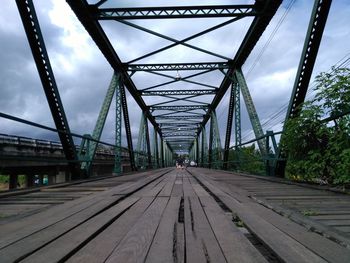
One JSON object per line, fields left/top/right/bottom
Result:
{"left": 301, "top": 210, "right": 319, "bottom": 216}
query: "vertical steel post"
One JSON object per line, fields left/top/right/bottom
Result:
{"left": 234, "top": 82, "right": 241, "bottom": 148}
{"left": 195, "top": 136, "right": 199, "bottom": 165}
{"left": 114, "top": 80, "right": 122, "bottom": 174}
{"left": 144, "top": 117, "right": 152, "bottom": 169}
{"left": 209, "top": 116, "right": 214, "bottom": 169}
{"left": 136, "top": 113, "right": 145, "bottom": 169}
{"left": 223, "top": 81, "right": 236, "bottom": 169}
{"left": 211, "top": 110, "right": 223, "bottom": 169}
{"left": 160, "top": 137, "right": 165, "bottom": 167}
{"left": 153, "top": 127, "right": 159, "bottom": 168}
{"left": 120, "top": 83, "right": 136, "bottom": 171}
{"left": 201, "top": 126, "right": 208, "bottom": 167}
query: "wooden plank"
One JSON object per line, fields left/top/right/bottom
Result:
{"left": 105, "top": 197, "right": 169, "bottom": 263}
{"left": 0, "top": 196, "right": 118, "bottom": 262}
{"left": 317, "top": 219, "right": 350, "bottom": 226}
{"left": 158, "top": 171, "right": 177, "bottom": 197}
{"left": 199, "top": 196, "right": 268, "bottom": 263}
{"left": 0, "top": 193, "right": 103, "bottom": 249}
{"left": 191, "top": 183, "right": 210, "bottom": 197}
{"left": 184, "top": 196, "right": 207, "bottom": 262}
{"left": 182, "top": 176, "right": 196, "bottom": 197}
{"left": 334, "top": 226, "right": 350, "bottom": 233}
{"left": 0, "top": 169, "right": 169, "bottom": 248}
{"left": 184, "top": 196, "right": 226, "bottom": 263}
{"left": 311, "top": 215, "right": 350, "bottom": 220}
{"left": 132, "top": 175, "right": 166, "bottom": 197}
{"left": 68, "top": 197, "right": 155, "bottom": 263}
{"left": 145, "top": 197, "right": 184, "bottom": 263}
{"left": 171, "top": 174, "right": 183, "bottom": 197}
{"left": 195, "top": 169, "right": 350, "bottom": 263}
{"left": 20, "top": 197, "right": 139, "bottom": 263}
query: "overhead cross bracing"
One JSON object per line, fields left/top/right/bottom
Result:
{"left": 96, "top": 5, "right": 260, "bottom": 19}
{"left": 66, "top": 0, "right": 281, "bottom": 158}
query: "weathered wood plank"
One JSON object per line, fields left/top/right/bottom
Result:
{"left": 158, "top": 171, "right": 177, "bottom": 197}
{"left": 199, "top": 196, "right": 267, "bottom": 263}
{"left": 68, "top": 197, "right": 155, "bottom": 263}
{"left": 146, "top": 197, "right": 184, "bottom": 263}
{"left": 185, "top": 196, "right": 226, "bottom": 263}
{"left": 105, "top": 197, "right": 169, "bottom": 263}
{"left": 0, "top": 196, "right": 118, "bottom": 262}
{"left": 193, "top": 168, "right": 350, "bottom": 263}
{"left": 20, "top": 197, "right": 139, "bottom": 263}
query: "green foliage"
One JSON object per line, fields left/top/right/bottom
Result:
{"left": 301, "top": 210, "right": 319, "bottom": 216}
{"left": 228, "top": 144, "right": 265, "bottom": 175}
{"left": 284, "top": 67, "right": 350, "bottom": 184}
{"left": 0, "top": 175, "right": 8, "bottom": 184}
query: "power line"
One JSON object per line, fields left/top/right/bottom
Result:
{"left": 246, "top": 0, "right": 296, "bottom": 78}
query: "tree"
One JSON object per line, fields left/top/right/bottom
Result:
{"left": 284, "top": 67, "right": 350, "bottom": 184}
{"left": 228, "top": 144, "right": 265, "bottom": 175}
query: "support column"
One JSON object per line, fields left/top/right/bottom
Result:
{"left": 160, "top": 137, "right": 165, "bottom": 167}
{"left": 209, "top": 117, "right": 214, "bottom": 169}
{"left": 26, "top": 174, "right": 35, "bottom": 188}
{"left": 9, "top": 174, "right": 18, "bottom": 190}
{"left": 153, "top": 127, "right": 159, "bottom": 168}
{"left": 120, "top": 83, "right": 136, "bottom": 171}
{"left": 79, "top": 73, "right": 119, "bottom": 176}
{"left": 136, "top": 113, "right": 152, "bottom": 169}
{"left": 235, "top": 82, "right": 241, "bottom": 147}
{"left": 114, "top": 78, "right": 122, "bottom": 175}
{"left": 235, "top": 68, "right": 266, "bottom": 155}
{"left": 144, "top": 117, "right": 152, "bottom": 169}
{"left": 201, "top": 126, "right": 208, "bottom": 167}
{"left": 224, "top": 81, "right": 236, "bottom": 169}
{"left": 195, "top": 137, "right": 199, "bottom": 165}
{"left": 209, "top": 110, "right": 223, "bottom": 169}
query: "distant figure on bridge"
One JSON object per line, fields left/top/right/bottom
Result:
{"left": 176, "top": 158, "right": 184, "bottom": 169}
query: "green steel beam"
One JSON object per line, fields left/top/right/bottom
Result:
{"left": 162, "top": 133, "right": 196, "bottom": 137}
{"left": 201, "top": 126, "right": 208, "bottom": 167}
{"left": 79, "top": 73, "right": 119, "bottom": 175}
{"left": 155, "top": 115, "right": 204, "bottom": 120}
{"left": 151, "top": 105, "right": 209, "bottom": 111}
{"left": 96, "top": 5, "right": 259, "bottom": 20}
{"left": 198, "top": 0, "right": 282, "bottom": 137}
{"left": 153, "top": 126, "right": 159, "bottom": 168}
{"left": 119, "top": 83, "right": 136, "bottom": 171}
{"left": 208, "top": 110, "right": 222, "bottom": 169}
{"left": 235, "top": 68, "right": 266, "bottom": 155}
{"left": 136, "top": 113, "right": 152, "bottom": 169}
{"left": 141, "top": 89, "right": 218, "bottom": 96}
{"left": 276, "top": 0, "right": 332, "bottom": 177}
{"left": 16, "top": 0, "right": 80, "bottom": 179}
{"left": 160, "top": 136, "right": 165, "bottom": 167}
{"left": 114, "top": 78, "right": 122, "bottom": 174}
{"left": 235, "top": 82, "right": 241, "bottom": 148}
{"left": 126, "top": 62, "right": 230, "bottom": 71}
{"left": 223, "top": 82, "right": 236, "bottom": 169}
{"left": 285, "top": 0, "right": 333, "bottom": 120}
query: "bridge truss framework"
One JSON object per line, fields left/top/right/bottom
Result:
{"left": 10, "top": 0, "right": 333, "bottom": 178}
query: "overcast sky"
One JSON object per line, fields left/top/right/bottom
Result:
{"left": 0, "top": 0, "right": 349, "bottom": 152}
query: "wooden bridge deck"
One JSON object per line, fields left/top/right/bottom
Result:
{"left": 1, "top": 168, "right": 350, "bottom": 263}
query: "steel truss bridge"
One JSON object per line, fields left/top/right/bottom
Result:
{"left": 1, "top": 0, "right": 334, "bottom": 182}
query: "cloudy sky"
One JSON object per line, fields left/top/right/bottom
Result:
{"left": 0, "top": 0, "right": 349, "bottom": 152}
